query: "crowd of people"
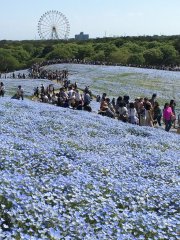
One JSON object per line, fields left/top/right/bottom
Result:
{"left": 0, "top": 60, "right": 179, "bottom": 133}
{"left": 0, "top": 79, "right": 179, "bottom": 132}
{"left": 29, "top": 63, "right": 69, "bottom": 81}
{"left": 0, "top": 66, "right": 69, "bottom": 82}
{"left": 33, "top": 82, "right": 92, "bottom": 112}
{"left": 98, "top": 93, "right": 179, "bottom": 132}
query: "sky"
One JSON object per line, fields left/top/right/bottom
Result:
{"left": 0, "top": 0, "right": 180, "bottom": 40}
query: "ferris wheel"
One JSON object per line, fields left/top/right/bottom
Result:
{"left": 38, "top": 10, "right": 70, "bottom": 40}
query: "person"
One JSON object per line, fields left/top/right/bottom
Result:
{"left": 76, "top": 100, "right": 83, "bottom": 110}
{"left": 43, "top": 94, "right": 49, "bottom": 103}
{"left": 59, "top": 87, "right": 68, "bottom": 101}
{"left": 163, "top": 103, "right": 173, "bottom": 132}
{"left": 178, "top": 113, "right": 180, "bottom": 127}
{"left": 96, "top": 95, "right": 101, "bottom": 102}
{"left": 67, "top": 86, "right": 75, "bottom": 99}
{"left": 128, "top": 102, "right": 139, "bottom": 124}
{"left": 74, "top": 81, "right": 77, "bottom": 90}
{"left": 111, "top": 98, "right": 116, "bottom": 109}
{"left": 16, "top": 85, "right": 24, "bottom": 100}
{"left": 40, "top": 84, "right": 45, "bottom": 95}
{"left": 118, "top": 101, "right": 128, "bottom": 122}
{"left": 123, "top": 95, "right": 130, "bottom": 107}
{"left": 143, "top": 97, "right": 152, "bottom": 109}
{"left": 137, "top": 98, "right": 146, "bottom": 126}
{"left": 69, "top": 91, "right": 76, "bottom": 108}
{"left": 149, "top": 93, "right": 157, "bottom": 107}
{"left": 100, "top": 97, "right": 108, "bottom": 111}
{"left": 51, "top": 93, "right": 58, "bottom": 104}
{"left": 34, "top": 87, "right": 39, "bottom": 97}
{"left": 116, "top": 96, "right": 123, "bottom": 113}
{"left": 83, "top": 91, "right": 91, "bottom": 107}
{"left": 153, "top": 101, "right": 162, "bottom": 126}
{"left": 101, "top": 93, "right": 107, "bottom": 103}
{"left": 105, "top": 98, "right": 116, "bottom": 118}
{"left": 145, "top": 103, "right": 154, "bottom": 127}
{"left": 0, "top": 82, "right": 5, "bottom": 97}
{"left": 169, "top": 99, "right": 176, "bottom": 128}
{"left": 75, "top": 89, "right": 82, "bottom": 105}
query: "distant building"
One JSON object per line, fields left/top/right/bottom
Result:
{"left": 75, "top": 32, "right": 89, "bottom": 41}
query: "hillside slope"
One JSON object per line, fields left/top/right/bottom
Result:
{"left": 0, "top": 96, "right": 179, "bottom": 239}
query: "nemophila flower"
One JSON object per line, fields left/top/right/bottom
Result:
{"left": 0, "top": 66, "right": 179, "bottom": 238}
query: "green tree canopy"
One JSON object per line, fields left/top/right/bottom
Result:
{"left": 122, "top": 42, "right": 145, "bottom": 53}
{"left": 160, "top": 44, "right": 178, "bottom": 65}
{"left": 143, "top": 48, "right": 163, "bottom": 65}
{"left": 110, "top": 48, "right": 130, "bottom": 64}
{"left": 75, "top": 44, "right": 94, "bottom": 60}
{"left": 0, "top": 49, "right": 20, "bottom": 71}
{"left": 127, "top": 53, "right": 145, "bottom": 65}
{"left": 46, "top": 44, "right": 75, "bottom": 59}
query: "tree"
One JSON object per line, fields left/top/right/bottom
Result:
{"left": 147, "top": 41, "right": 161, "bottom": 49}
{"left": 9, "top": 46, "right": 30, "bottom": 64}
{"left": 0, "top": 49, "right": 20, "bottom": 71}
{"left": 173, "top": 39, "right": 180, "bottom": 53}
{"left": 40, "top": 45, "right": 54, "bottom": 58}
{"left": 94, "top": 43, "right": 117, "bottom": 61}
{"left": 160, "top": 45, "right": 178, "bottom": 65}
{"left": 92, "top": 51, "right": 106, "bottom": 62}
{"left": 143, "top": 48, "right": 163, "bottom": 65}
{"left": 75, "top": 44, "right": 94, "bottom": 60}
{"left": 122, "top": 42, "right": 145, "bottom": 53}
{"left": 22, "top": 43, "right": 35, "bottom": 55}
{"left": 127, "top": 53, "right": 145, "bottom": 65}
{"left": 110, "top": 48, "right": 130, "bottom": 65}
{"left": 46, "top": 44, "right": 75, "bottom": 60}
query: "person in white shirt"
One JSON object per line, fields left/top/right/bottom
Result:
{"left": 128, "top": 102, "right": 139, "bottom": 124}
{"left": 118, "top": 102, "right": 128, "bottom": 122}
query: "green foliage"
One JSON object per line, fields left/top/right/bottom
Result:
{"left": 33, "top": 46, "right": 44, "bottom": 58}
{"left": 22, "top": 43, "right": 35, "bottom": 55}
{"left": 27, "top": 57, "right": 45, "bottom": 67}
{"left": 110, "top": 48, "right": 130, "bottom": 64}
{"left": 0, "top": 48, "right": 20, "bottom": 71}
{"left": 147, "top": 41, "right": 162, "bottom": 49}
{"left": 173, "top": 38, "right": 180, "bottom": 53}
{"left": 11, "top": 47, "right": 30, "bottom": 63}
{"left": 160, "top": 44, "right": 178, "bottom": 65}
{"left": 92, "top": 50, "right": 106, "bottom": 62}
{"left": 122, "top": 42, "right": 145, "bottom": 53}
{"left": 0, "top": 35, "right": 179, "bottom": 71}
{"left": 143, "top": 48, "right": 163, "bottom": 65}
{"left": 40, "top": 45, "right": 54, "bottom": 57}
{"left": 75, "top": 44, "right": 95, "bottom": 60}
{"left": 46, "top": 43, "right": 76, "bottom": 60}
{"left": 127, "top": 53, "right": 145, "bottom": 65}
{"left": 94, "top": 43, "right": 117, "bottom": 61}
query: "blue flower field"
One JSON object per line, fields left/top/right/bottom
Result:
{"left": 0, "top": 65, "right": 179, "bottom": 239}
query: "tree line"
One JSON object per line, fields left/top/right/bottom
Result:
{"left": 0, "top": 35, "right": 179, "bottom": 72}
